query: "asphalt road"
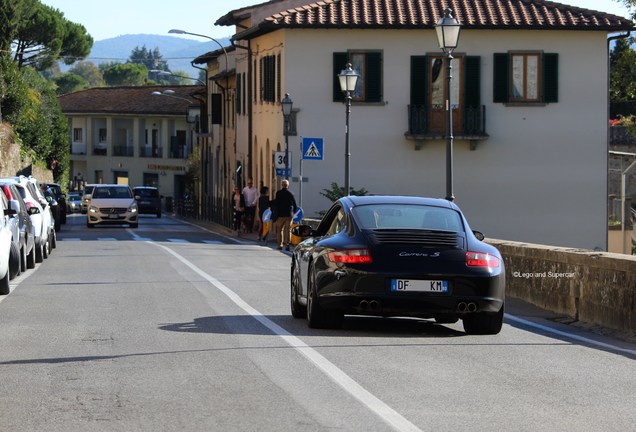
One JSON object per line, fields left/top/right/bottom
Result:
{"left": 0, "top": 213, "right": 634, "bottom": 432}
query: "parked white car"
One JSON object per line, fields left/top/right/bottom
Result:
{"left": 0, "top": 188, "right": 22, "bottom": 280}
{"left": 0, "top": 189, "right": 13, "bottom": 295}
{"left": 87, "top": 184, "right": 138, "bottom": 228}
{"left": 0, "top": 176, "right": 52, "bottom": 263}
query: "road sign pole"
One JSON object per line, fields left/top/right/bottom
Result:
{"left": 299, "top": 138, "right": 303, "bottom": 208}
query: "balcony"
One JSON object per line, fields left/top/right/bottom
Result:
{"left": 113, "top": 145, "right": 134, "bottom": 157}
{"left": 405, "top": 105, "right": 489, "bottom": 150}
{"left": 139, "top": 146, "right": 163, "bottom": 158}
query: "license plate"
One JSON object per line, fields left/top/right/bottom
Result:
{"left": 390, "top": 279, "right": 448, "bottom": 293}
{"left": 108, "top": 214, "right": 119, "bottom": 219}
{"left": 141, "top": 201, "right": 150, "bottom": 205}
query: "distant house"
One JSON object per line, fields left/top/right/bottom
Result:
{"left": 191, "top": 0, "right": 633, "bottom": 250}
{"left": 59, "top": 85, "right": 204, "bottom": 202}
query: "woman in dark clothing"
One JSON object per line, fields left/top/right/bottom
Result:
{"left": 257, "top": 186, "right": 270, "bottom": 241}
{"left": 232, "top": 186, "right": 245, "bottom": 235}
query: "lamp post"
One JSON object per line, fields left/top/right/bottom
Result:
{"left": 338, "top": 63, "right": 360, "bottom": 196}
{"left": 281, "top": 93, "right": 293, "bottom": 180}
{"left": 435, "top": 8, "right": 461, "bottom": 202}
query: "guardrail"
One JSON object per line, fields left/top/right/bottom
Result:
{"left": 488, "top": 239, "right": 636, "bottom": 334}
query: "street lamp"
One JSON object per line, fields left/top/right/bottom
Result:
{"left": 435, "top": 8, "right": 461, "bottom": 202}
{"left": 338, "top": 63, "right": 360, "bottom": 196}
{"left": 281, "top": 93, "right": 293, "bottom": 180}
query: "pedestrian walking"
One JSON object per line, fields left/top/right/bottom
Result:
{"left": 231, "top": 186, "right": 245, "bottom": 236}
{"left": 272, "top": 179, "right": 297, "bottom": 251}
{"left": 242, "top": 178, "right": 258, "bottom": 233}
{"left": 257, "top": 185, "right": 270, "bottom": 241}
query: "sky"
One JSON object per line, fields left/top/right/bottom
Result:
{"left": 39, "top": 0, "right": 633, "bottom": 42}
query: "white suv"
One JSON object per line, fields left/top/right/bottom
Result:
{"left": 0, "top": 189, "right": 14, "bottom": 295}
{"left": 87, "top": 184, "right": 138, "bottom": 228}
{"left": 0, "top": 176, "right": 52, "bottom": 263}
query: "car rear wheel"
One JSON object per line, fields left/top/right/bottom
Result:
{"left": 462, "top": 305, "right": 504, "bottom": 335}
{"left": 290, "top": 261, "right": 306, "bottom": 319}
{"left": 26, "top": 244, "right": 36, "bottom": 269}
{"left": 0, "top": 268, "right": 9, "bottom": 295}
{"left": 42, "top": 238, "right": 49, "bottom": 259}
{"left": 50, "top": 230, "right": 57, "bottom": 249}
{"left": 9, "top": 242, "right": 21, "bottom": 279}
{"left": 19, "top": 243, "right": 27, "bottom": 273}
{"left": 306, "top": 264, "right": 343, "bottom": 329}
{"left": 35, "top": 240, "right": 44, "bottom": 263}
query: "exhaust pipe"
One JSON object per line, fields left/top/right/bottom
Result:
{"left": 467, "top": 302, "right": 478, "bottom": 313}
{"left": 457, "top": 302, "right": 468, "bottom": 312}
{"left": 369, "top": 300, "right": 380, "bottom": 311}
{"left": 359, "top": 300, "right": 369, "bottom": 310}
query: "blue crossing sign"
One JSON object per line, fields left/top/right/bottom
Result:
{"left": 302, "top": 137, "right": 324, "bottom": 160}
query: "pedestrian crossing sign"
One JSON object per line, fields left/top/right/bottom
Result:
{"left": 302, "top": 137, "right": 324, "bottom": 160}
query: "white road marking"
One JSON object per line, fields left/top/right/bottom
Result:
{"left": 153, "top": 242, "right": 423, "bottom": 432}
{"left": 505, "top": 314, "right": 636, "bottom": 356}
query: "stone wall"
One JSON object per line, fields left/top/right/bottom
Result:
{"left": 488, "top": 239, "right": 636, "bottom": 334}
{"left": 0, "top": 123, "right": 53, "bottom": 182}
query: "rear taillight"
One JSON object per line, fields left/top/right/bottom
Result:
{"left": 466, "top": 252, "right": 500, "bottom": 268}
{"left": 327, "top": 249, "right": 373, "bottom": 264}
{"left": 25, "top": 201, "right": 36, "bottom": 210}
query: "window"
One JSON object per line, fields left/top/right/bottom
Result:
{"left": 333, "top": 51, "right": 383, "bottom": 103}
{"left": 73, "top": 128, "right": 83, "bottom": 142}
{"left": 494, "top": 52, "right": 558, "bottom": 104}
{"left": 98, "top": 128, "right": 107, "bottom": 144}
{"left": 260, "top": 54, "right": 277, "bottom": 103}
{"left": 408, "top": 55, "right": 483, "bottom": 136}
{"left": 326, "top": 209, "right": 347, "bottom": 236}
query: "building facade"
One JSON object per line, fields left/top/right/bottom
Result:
{"left": 59, "top": 85, "right": 205, "bottom": 206}
{"left": 199, "top": 0, "right": 633, "bottom": 251}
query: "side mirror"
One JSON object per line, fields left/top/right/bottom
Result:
{"left": 134, "top": 195, "right": 140, "bottom": 200}
{"left": 291, "top": 224, "right": 314, "bottom": 238}
{"left": 473, "top": 230, "right": 485, "bottom": 241}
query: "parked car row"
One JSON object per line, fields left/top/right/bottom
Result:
{"left": 0, "top": 176, "right": 59, "bottom": 294}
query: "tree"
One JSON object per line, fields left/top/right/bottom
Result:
{"left": 610, "top": 37, "right": 636, "bottom": 101}
{"left": 129, "top": 45, "right": 168, "bottom": 71}
{"left": 54, "top": 73, "right": 87, "bottom": 95}
{"left": 9, "top": 1, "right": 93, "bottom": 70}
{"left": 68, "top": 61, "right": 104, "bottom": 87}
{"left": 103, "top": 63, "right": 148, "bottom": 86}
{"left": 320, "top": 182, "right": 368, "bottom": 202}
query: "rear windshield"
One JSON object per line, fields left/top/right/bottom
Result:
{"left": 83, "top": 185, "right": 95, "bottom": 195}
{"left": 134, "top": 189, "right": 159, "bottom": 198}
{"left": 352, "top": 204, "right": 464, "bottom": 232}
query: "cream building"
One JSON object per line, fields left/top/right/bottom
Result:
{"left": 59, "top": 85, "right": 205, "bottom": 206}
{"left": 197, "top": 0, "right": 633, "bottom": 250}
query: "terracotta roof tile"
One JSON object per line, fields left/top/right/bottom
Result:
{"left": 244, "top": 0, "right": 633, "bottom": 36}
{"left": 59, "top": 86, "right": 204, "bottom": 115}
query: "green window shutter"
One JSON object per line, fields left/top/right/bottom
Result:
{"left": 543, "top": 53, "right": 558, "bottom": 103}
{"left": 333, "top": 52, "right": 348, "bottom": 102}
{"left": 464, "top": 56, "right": 481, "bottom": 108}
{"left": 211, "top": 93, "right": 222, "bottom": 125}
{"left": 410, "top": 56, "right": 428, "bottom": 105}
{"left": 493, "top": 53, "right": 509, "bottom": 103}
{"left": 365, "top": 52, "right": 383, "bottom": 102}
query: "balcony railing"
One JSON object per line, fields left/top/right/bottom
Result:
{"left": 113, "top": 145, "right": 134, "bottom": 157}
{"left": 139, "top": 147, "right": 163, "bottom": 158}
{"left": 406, "top": 105, "right": 488, "bottom": 137}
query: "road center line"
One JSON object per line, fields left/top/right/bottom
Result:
{"left": 153, "top": 242, "right": 423, "bottom": 432}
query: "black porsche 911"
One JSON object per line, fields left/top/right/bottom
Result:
{"left": 290, "top": 195, "right": 505, "bottom": 335}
